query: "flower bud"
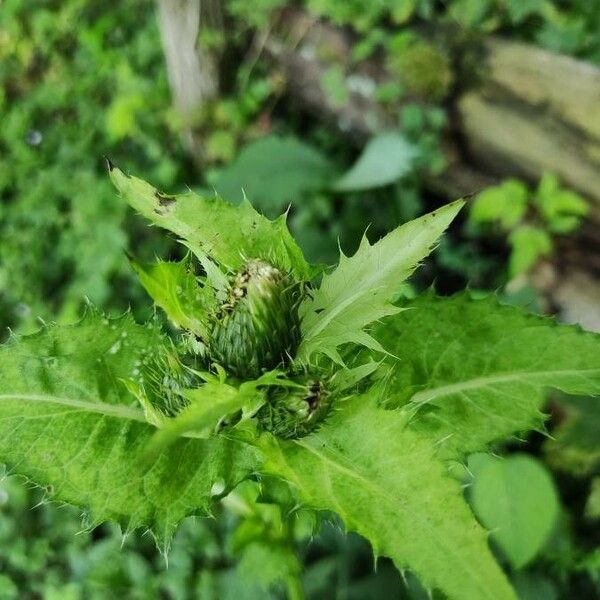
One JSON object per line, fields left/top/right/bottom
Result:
{"left": 135, "top": 350, "right": 197, "bottom": 422}
{"left": 210, "top": 259, "right": 301, "bottom": 379}
{"left": 257, "top": 376, "right": 330, "bottom": 439}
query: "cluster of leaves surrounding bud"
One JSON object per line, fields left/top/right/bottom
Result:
{"left": 1, "top": 163, "right": 600, "bottom": 600}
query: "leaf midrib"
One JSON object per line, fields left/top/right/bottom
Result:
{"left": 410, "top": 368, "right": 600, "bottom": 406}
{"left": 0, "top": 394, "right": 215, "bottom": 441}
{"left": 292, "top": 436, "right": 506, "bottom": 600}
{"left": 302, "top": 283, "right": 384, "bottom": 340}
{"left": 300, "top": 205, "right": 461, "bottom": 347}
{"left": 0, "top": 393, "right": 146, "bottom": 422}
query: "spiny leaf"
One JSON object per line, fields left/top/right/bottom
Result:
{"left": 374, "top": 293, "right": 600, "bottom": 459}
{"left": 130, "top": 255, "right": 216, "bottom": 338}
{"left": 144, "top": 370, "right": 287, "bottom": 459}
{"left": 0, "top": 312, "right": 260, "bottom": 546}
{"left": 142, "top": 380, "right": 251, "bottom": 460}
{"left": 297, "top": 201, "right": 463, "bottom": 363}
{"left": 109, "top": 165, "right": 316, "bottom": 281}
{"left": 257, "top": 393, "right": 516, "bottom": 600}
{"left": 330, "top": 359, "right": 380, "bottom": 392}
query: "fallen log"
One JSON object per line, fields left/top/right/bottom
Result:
{"left": 458, "top": 38, "right": 600, "bottom": 210}
{"left": 263, "top": 8, "right": 600, "bottom": 329}
{"left": 157, "top": 0, "right": 222, "bottom": 163}
{"left": 265, "top": 9, "right": 600, "bottom": 208}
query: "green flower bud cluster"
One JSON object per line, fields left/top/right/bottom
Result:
{"left": 144, "top": 256, "right": 331, "bottom": 439}
{"left": 257, "top": 375, "right": 332, "bottom": 439}
{"left": 209, "top": 259, "right": 302, "bottom": 379}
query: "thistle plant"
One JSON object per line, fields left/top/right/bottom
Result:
{"left": 210, "top": 258, "right": 302, "bottom": 379}
{"left": 2, "top": 163, "right": 600, "bottom": 600}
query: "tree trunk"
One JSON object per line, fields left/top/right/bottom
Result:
{"left": 157, "top": 0, "right": 222, "bottom": 161}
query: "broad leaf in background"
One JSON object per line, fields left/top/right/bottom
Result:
{"left": 468, "top": 453, "right": 560, "bottom": 568}
{"left": 109, "top": 166, "right": 315, "bottom": 280}
{"left": 533, "top": 172, "right": 589, "bottom": 234}
{"left": 374, "top": 293, "right": 600, "bottom": 459}
{"left": 511, "top": 572, "right": 558, "bottom": 600}
{"left": 470, "top": 178, "right": 528, "bottom": 229}
{"left": 297, "top": 201, "right": 463, "bottom": 363}
{"left": 0, "top": 313, "right": 259, "bottom": 545}
{"left": 214, "top": 136, "right": 333, "bottom": 214}
{"left": 333, "top": 132, "right": 416, "bottom": 192}
{"left": 508, "top": 225, "right": 553, "bottom": 277}
{"left": 258, "top": 393, "right": 516, "bottom": 600}
{"left": 130, "top": 256, "right": 215, "bottom": 337}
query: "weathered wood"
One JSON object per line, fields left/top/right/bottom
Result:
{"left": 458, "top": 38, "right": 600, "bottom": 211}
{"left": 264, "top": 10, "right": 393, "bottom": 143}
{"left": 264, "top": 12, "right": 393, "bottom": 141}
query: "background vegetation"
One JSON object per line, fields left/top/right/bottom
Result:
{"left": 1, "top": 0, "right": 599, "bottom": 597}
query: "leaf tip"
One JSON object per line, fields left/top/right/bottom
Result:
{"left": 103, "top": 155, "right": 116, "bottom": 172}
{"left": 107, "top": 162, "right": 130, "bottom": 192}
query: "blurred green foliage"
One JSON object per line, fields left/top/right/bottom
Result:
{"left": 0, "top": 474, "right": 282, "bottom": 599}
{"left": 0, "top": 473, "right": 431, "bottom": 599}
{"left": 0, "top": 0, "right": 188, "bottom": 336}
{"left": 469, "top": 173, "right": 588, "bottom": 279}
{"left": 306, "top": 0, "right": 600, "bottom": 63}
{"left": 1, "top": 0, "right": 600, "bottom": 598}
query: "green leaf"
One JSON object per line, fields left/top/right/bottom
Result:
{"left": 508, "top": 225, "right": 553, "bottom": 278}
{"left": 448, "top": 0, "right": 491, "bottom": 28}
{"left": 511, "top": 572, "right": 558, "bottom": 600}
{"left": 205, "top": 129, "right": 236, "bottom": 163}
{"left": 142, "top": 384, "right": 249, "bottom": 464}
{"left": 130, "top": 256, "right": 215, "bottom": 337}
{"left": 0, "top": 313, "right": 259, "bottom": 545}
{"left": 374, "top": 293, "right": 600, "bottom": 459}
{"left": 586, "top": 477, "right": 600, "bottom": 520}
{"left": 333, "top": 132, "right": 416, "bottom": 192}
{"left": 226, "top": 481, "right": 305, "bottom": 597}
{"left": 469, "top": 179, "right": 528, "bottom": 230}
{"left": 297, "top": 201, "right": 463, "bottom": 363}
{"left": 258, "top": 394, "right": 516, "bottom": 600}
{"left": 109, "top": 166, "right": 315, "bottom": 281}
{"left": 320, "top": 66, "right": 349, "bottom": 108}
{"left": 502, "top": 0, "right": 545, "bottom": 24}
{"left": 533, "top": 172, "right": 588, "bottom": 234}
{"left": 391, "top": 0, "right": 416, "bottom": 24}
{"left": 214, "top": 136, "right": 333, "bottom": 214}
{"left": 469, "top": 454, "right": 560, "bottom": 568}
